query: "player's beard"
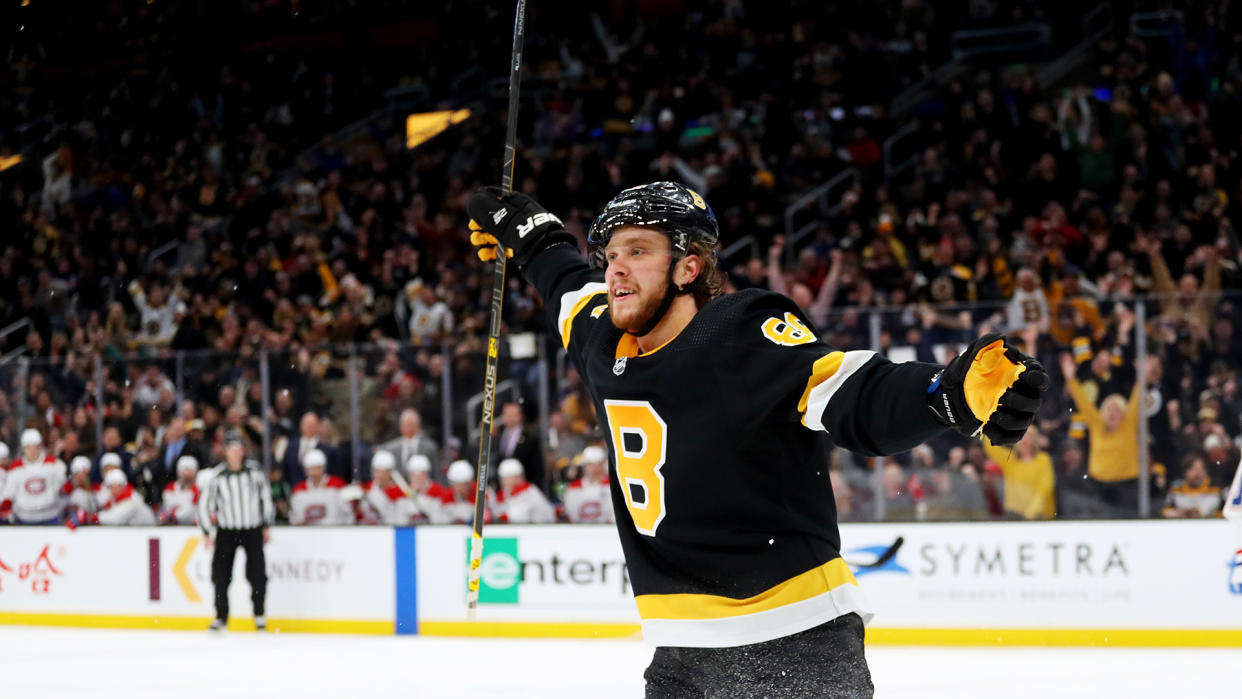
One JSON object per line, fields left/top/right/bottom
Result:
{"left": 609, "top": 278, "right": 668, "bottom": 335}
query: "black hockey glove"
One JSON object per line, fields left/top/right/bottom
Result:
{"left": 467, "top": 187, "right": 575, "bottom": 267}
{"left": 926, "top": 333, "right": 1049, "bottom": 446}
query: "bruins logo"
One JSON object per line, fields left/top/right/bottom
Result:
{"left": 688, "top": 189, "right": 707, "bottom": 210}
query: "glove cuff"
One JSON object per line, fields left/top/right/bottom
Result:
{"left": 926, "top": 371, "right": 982, "bottom": 436}
{"left": 514, "top": 229, "right": 577, "bottom": 269}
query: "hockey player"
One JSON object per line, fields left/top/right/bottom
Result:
{"left": 406, "top": 454, "right": 448, "bottom": 524}
{"left": 468, "top": 182, "right": 1047, "bottom": 697}
{"left": 362, "top": 451, "right": 418, "bottom": 525}
{"left": 160, "top": 455, "right": 201, "bottom": 525}
{"left": 563, "top": 446, "right": 614, "bottom": 524}
{"left": 65, "top": 456, "right": 98, "bottom": 516}
{"left": 0, "top": 441, "right": 9, "bottom": 498}
{"left": 440, "top": 460, "right": 490, "bottom": 525}
{"left": 490, "top": 458, "right": 556, "bottom": 524}
{"left": 94, "top": 452, "right": 126, "bottom": 508}
{"left": 96, "top": 469, "right": 157, "bottom": 525}
{"left": 289, "top": 448, "right": 351, "bottom": 525}
{"left": 1, "top": 429, "right": 67, "bottom": 524}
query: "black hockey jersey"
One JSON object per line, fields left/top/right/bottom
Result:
{"left": 525, "top": 243, "right": 948, "bottom": 648}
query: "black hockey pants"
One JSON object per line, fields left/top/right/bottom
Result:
{"left": 644, "top": 612, "right": 873, "bottom": 698}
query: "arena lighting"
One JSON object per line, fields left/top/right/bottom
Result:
{"left": 0, "top": 154, "right": 22, "bottom": 171}
{"left": 405, "top": 108, "right": 471, "bottom": 149}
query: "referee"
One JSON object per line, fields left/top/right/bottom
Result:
{"left": 199, "top": 432, "right": 274, "bottom": 632}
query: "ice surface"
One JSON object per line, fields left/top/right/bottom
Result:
{"left": 0, "top": 626, "right": 1237, "bottom": 698}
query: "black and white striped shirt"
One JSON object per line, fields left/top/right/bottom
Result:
{"left": 199, "top": 463, "right": 274, "bottom": 535}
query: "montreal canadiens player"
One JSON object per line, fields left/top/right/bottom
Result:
{"left": 563, "top": 446, "right": 614, "bottom": 524}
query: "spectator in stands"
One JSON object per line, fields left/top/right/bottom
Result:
{"left": 290, "top": 449, "right": 350, "bottom": 526}
{"left": 281, "top": 412, "right": 321, "bottom": 486}
{"left": 545, "top": 410, "right": 586, "bottom": 477}
{"left": 127, "top": 280, "right": 184, "bottom": 349}
{"left": 93, "top": 427, "right": 131, "bottom": 484}
{"left": 1062, "top": 354, "right": 1143, "bottom": 516}
{"left": 406, "top": 280, "right": 453, "bottom": 347}
{"left": 1006, "top": 268, "right": 1050, "bottom": 333}
{"left": 133, "top": 363, "right": 175, "bottom": 410}
{"left": 379, "top": 408, "right": 439, "bottom": 480}
{"left": 493, "top": 401, "right": 544, "bottom": 488}
{"left": 490, "top": 458, "right": 555, "bottom": 524}
{"left": 983, "top": 427, "right": 1056, "bottom": 520}
{"left": 1162, "top": 454, "right": 1224, "bottom": 519}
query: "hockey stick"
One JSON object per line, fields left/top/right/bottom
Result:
{"left": 843, "top": 536, "right": 904, "bottom": 570}
{"left": 467, "top": 0, "right": 528, "bottom": 621}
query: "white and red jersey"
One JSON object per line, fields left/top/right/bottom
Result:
{"left": 489, "top": 482, "right": 556, "bottom": 524}
{"left": 290, "top": 476, "right": 352, "bottom": 525}
{"left": 65, "top": 482, "right": 98, "bottom": 515}
{"left": 97, "top": 485, "right": 157, "bottom": 526}
{"left": 438, "top": 489, "right": 492, "bottom": 526}
{"left": 161, "top": 481, "right": 200, "bottom": 525}
{"left": 362, "top": 481, "right": 418, "bottom": 525}
{"left": 563, "top": 477, "right": 614, "bottom": 523}
{"left": 412, "top": 482, "right": 450, "bottom": 524}
{"left": 91, "top": 483, "right": 115, "bottom": 509}
{"left": 1, "top": 453, "right": 67, "bottom": 523}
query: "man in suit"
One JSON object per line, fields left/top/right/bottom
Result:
{"left": 281, "top": 412, "right": 321, "bottom": 486}
{"left": 379, "top": 409, "right": 440, "bottom": 481}
{"left": 492, "top": 401, "right": 544, "bottom": 490}
{"left": 139, "top": 417, "right": 197, "bottom": 505}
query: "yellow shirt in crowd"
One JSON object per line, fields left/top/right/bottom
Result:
{"left": 1065, "top": 379, "right": 1141, "bottom": 482}
{"left": 983, "top": 440, "right": 1057, "bottom": 520}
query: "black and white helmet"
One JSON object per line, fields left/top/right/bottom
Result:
{"left": 587, "top": 182, "right": 719, "bottom": 268}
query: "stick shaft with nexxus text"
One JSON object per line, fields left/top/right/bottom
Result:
{"left": 467, "top": 0, "right": 528, "bottom": 621}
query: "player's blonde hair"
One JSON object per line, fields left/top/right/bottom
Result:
{"left": 684, "top": 240, "right": 724, "bottom": 308}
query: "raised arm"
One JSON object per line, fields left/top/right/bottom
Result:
{"left": 732, "top": 295, "right": 1047, "bottom": 455}
{"left": 1060, "top": 354, "right": 1101, "bottom": 427}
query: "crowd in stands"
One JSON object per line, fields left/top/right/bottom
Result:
{"left": 2, "top": 0, "right": 1241, "bottom": 525}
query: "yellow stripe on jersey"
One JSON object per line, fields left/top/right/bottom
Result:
{"left": 634, "top": 557, "right": 857, "bottom": 621}
{"left": 557, "top": 282, "right": 607, "bottom": 349}
{"left": 798, "top": 350, "right": 876, "bottom": 431}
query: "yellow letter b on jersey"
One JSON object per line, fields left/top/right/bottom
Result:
{"left": 603, "top": 400, "right": 668, "bottom": 537}
{"left": 761, "top": 312, "right": 816, "bottom": 346}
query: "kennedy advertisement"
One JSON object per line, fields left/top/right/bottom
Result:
{"left": 0, "top": 527, "right": 394, "bottom": 630}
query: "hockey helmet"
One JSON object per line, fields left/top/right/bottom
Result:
{"left": 447, "top": 460, "right": 475, "bottom": 484}
{"left": 587, "top": 181, "right": 719, "bottom": 269}
{"left": 70, "top": 456, "right": 93, "bottom": 474}
{"left": 498, "top": 458, "right": 525, "bottom": 479}
{"left": 406, "top": 454, "right": 432, "bottom": 473}
{"left": 20, "top": 428, "right": 43, "bottom": 448}
{"left": 371, "top": 450, "right": 397, "bottom": 472}
{"left": 303, "top": 448, "right": 327, "bottom": 469}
